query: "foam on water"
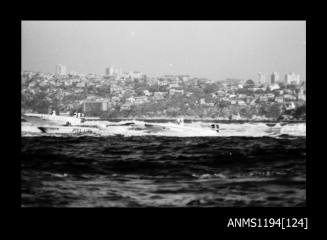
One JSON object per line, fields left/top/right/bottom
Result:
{"left": 21, "top": 130, "right": 306, "bottom": 207}
{"left": 21, "top": 120, "right": 306, "bottom": 138}
{"left": 280, "top": 123, "right": 306, "bottom": 136}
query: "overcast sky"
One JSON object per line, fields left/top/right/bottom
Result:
{"left": 22, "top": 21, "right": 306, "bottom": 81}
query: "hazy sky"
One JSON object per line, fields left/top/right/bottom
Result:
{"left": 22, "top": 21, "right": 306, "bottom": 81}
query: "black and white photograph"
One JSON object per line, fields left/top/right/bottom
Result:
{"left": 21, "top": 21, "right": 306, "bottom": 209}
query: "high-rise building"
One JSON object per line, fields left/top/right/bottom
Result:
{"left": 270, "top": 72, "right": 279, "bottom": 85}
{"left": 129, "top": 71, "right": 143, "bottom": 79}
{"left": 105, "top": 66, "right": 115, "bottom": 76}
{"left": 258, "top": 72, "right": 266, "bottom": 84}
{"left": 285, "top": 73, "right": 301, "bottom": 85}
{"left": 113, "top": 68, "right": 119, "bottom": 76}
{"left": 118, "top": 68, "right": 123, "bottom": 77}
{"left": 56, "top": 64, "right": 67, "bottom": 76}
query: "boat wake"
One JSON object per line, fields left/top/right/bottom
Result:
{"left": 21, "top": 118, "right": 306, "bottom": 138}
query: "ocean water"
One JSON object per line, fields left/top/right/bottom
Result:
{"left": 21, "top": 124, "right": 306, "bottom": 207}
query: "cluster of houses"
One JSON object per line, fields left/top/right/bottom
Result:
{"left": 21, "top": 70, "right": 306, "bottom": 118}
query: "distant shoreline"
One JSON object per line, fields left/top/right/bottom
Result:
{"left": 95, "top": 117, "right": 306, "bottom": 123}
{"left": 22, "top": 113, "right": 305, "bottom": 123}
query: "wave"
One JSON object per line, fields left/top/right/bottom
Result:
{"left": 21, "top": 134, "right": 306, "bottom": 207}
{"left": 21, "top": 120, "right": 306, "bottom": 138}
{"left": 21, "top": 135, "right": 306, "bottom": 177}
{"left": 280, "top": 123, "right": 306, "bottom": 136}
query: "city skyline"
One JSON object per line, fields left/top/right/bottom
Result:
{"left": 29, "top": 63, "right": 305, "bottom": 85}
{"left": 22, "top": 21, "right": 306, "bottom": 81}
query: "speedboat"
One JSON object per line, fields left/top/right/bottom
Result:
{"left": 131, "top": 118, "right": 219, "bottom": 135}
{"left": 21, "top": 112, "right": 100, "bottom": 135}
{"left": 24, "top": 112, "right": 84, "bottom": 125}
{"left": 37, "top": 125, "right": 100, "bottom": 134}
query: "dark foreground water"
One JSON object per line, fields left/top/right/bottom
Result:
{"left": 21, "top": 136, "right": 306, "bottom": 207}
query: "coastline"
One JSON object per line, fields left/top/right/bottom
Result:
{"left": 98, "top": 117, "right": 306, "bottom": 123}
{"left": 22, "top": 112, "right": 306, "bottom": 123}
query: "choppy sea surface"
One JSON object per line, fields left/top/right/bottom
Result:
{"left": 21, "top": 121, "right": 306, "bottom": 207}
